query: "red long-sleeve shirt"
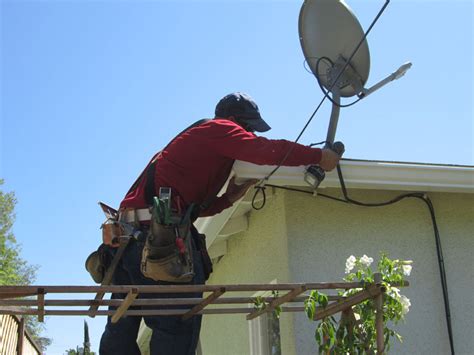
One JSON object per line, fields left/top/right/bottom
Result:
{"left": 120, "top": 119, "right": 322, "bottom": 217}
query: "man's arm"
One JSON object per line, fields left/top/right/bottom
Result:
{"left": 195, "top": 120, "right": 340, "bottom": 217}
{"left": 199, "top": 119, "right": 326, "bottom": 167}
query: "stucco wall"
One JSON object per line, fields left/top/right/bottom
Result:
{"left": 201, "top": 190, "right": 296, "bottom": 355}
{"left": 284, "top": 187, "right": 473, "bottom": 355}
{"left": 138, "top": 186, "right": 473, "bottom": 354}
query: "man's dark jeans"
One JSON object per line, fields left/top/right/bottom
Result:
{"left": 99, "top": 235, "right": 205, "bottom": 355}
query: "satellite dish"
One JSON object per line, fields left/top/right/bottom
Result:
{"left": 298, "top": 0, "right": 412, "bottom": 189}
{"left": 299, "top": 0, "right": 370, "bottom": 98}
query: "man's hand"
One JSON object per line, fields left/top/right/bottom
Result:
{"left": 319, "top": 148, "right": 341, "bottom": 171}
{"left": 225, "top": 177, "right": 259, "bottom": 204}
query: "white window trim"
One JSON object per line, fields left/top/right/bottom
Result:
{"left": 248, "top": 280, "right": 281, "bottom": 355}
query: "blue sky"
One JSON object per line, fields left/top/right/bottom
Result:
{"left": 1, "top": 0, "right": 472, "bottom": 353}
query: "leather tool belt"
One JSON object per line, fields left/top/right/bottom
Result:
{"left": 140, "top": 197, "right": 195, "bottom": 283}
{"left": 119, "top": 208, "right": 152, "bottom": 223}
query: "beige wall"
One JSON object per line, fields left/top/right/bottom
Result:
{"left": 201, "top": 190, "right": 296, "bottom": 355}
{"left": 284, "top": 187, "right": 474, "bottom": 355}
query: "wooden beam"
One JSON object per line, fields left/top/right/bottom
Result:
{"left": 42, "top": 306, "right": 307, "bottom": 317}
{"left": 0, "top": 294, "right": 343, "bottom": 308}
{"left": 102, "top": 237, "right": 131, "bottom": 286}
{"left": 89, "top": 236, "right": 131, "bottom": 317}
{"left": 246, "top": 285, "right": 306, "bottom": 320}
{"left": 313, "top": 285, "right": 383, "bottom": 321}
{"left": 111, "top": 288, "right": 139, "bottom": 324}
{"left": 0, "top": 281, "right": 407, "bottom": 295}
{"left": 0, "top": 306, "right": 34, "bottom": 315}
{"left": 0, "top": 292, "right": 38, "bottom": 300}
{"left": 0, "top": 305, "right": 325, "bottom": 317}
{"left": 182, "top": 287, "right": 226, "bottom": 321}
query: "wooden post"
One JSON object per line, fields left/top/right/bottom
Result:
{"left": 374, "top": 273, "right": 384, "bottom": 354}
{"left": 111, "top": 288, "right": 139, "bottom": 324}
{"left": 17, "top": 316, "right": 25, "bottom": 355}
{"left": 338, "top": 309, "right": 353, "bottom": 349}
{"left": 37, "top": 288, "right": 45, "bottom": 323}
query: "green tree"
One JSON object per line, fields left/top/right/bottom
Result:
{"left": 63, "top": 320, "right": 96, "bottom": 354}
{"left": 64, "top": 346, "right": 96, "bottom": 354}
{"left": 0, "top": 179, "right": 51, "bottom": 350}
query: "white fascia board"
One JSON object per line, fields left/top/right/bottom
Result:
{"left": 196, "top": 159, "right": 473, "bottom": 248}
{"left": 233, "top": 159, "right": 474, "bottom": 193}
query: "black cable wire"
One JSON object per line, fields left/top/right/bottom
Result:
{"left": 336, "top": 164, "right": 425, "bottom": 206}
{"left": 309, "top": 141, "right": 327, "bottom": 147}
{"left": 265, "top": 184, "right": 349, "bottom": 204}
{"left": 303, "top": 56, "right": 331, "bottom": 77}
{"left": 308, "top": 56, "right": 362, "bottom": 108}
{"left": 418, "top": 196, "right": 455, "bottom": 355}
{"left": 251, "top": 185, "right": 266, "bottom": 210}
{"left": 266, "top": 181, "right": 424, "bottom": 207}
{"left": 314, "top": 57, "right": 363, "bottom": 108}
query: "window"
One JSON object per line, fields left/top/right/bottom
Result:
{"left": 248, "top": 293, "right": 282, "bottom": 355}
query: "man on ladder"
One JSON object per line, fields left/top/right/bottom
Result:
{"left": 98, "top": 92, "right": 340, "bottom": 355}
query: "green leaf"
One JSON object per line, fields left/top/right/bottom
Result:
{"left": 315, "top": 326, "right": 322, "bottom": 345}
{"left": 305, "top": 299, "right": 316, "bottom": 320}
{"left": 395, "top": 332, "right": 403, "bottom": 343}
{"left": 274, "top": 305, "right": 282, "bottom": 319}
{"left": 318, "top": 293, "right": 329, "bottom": 308}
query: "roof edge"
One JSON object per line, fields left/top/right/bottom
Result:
{"left": 233, "top": 159, "right": 474, "bottom": 193}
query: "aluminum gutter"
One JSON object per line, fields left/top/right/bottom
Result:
{"left": 233, "top": 159, "right": 474, "bottom": 193}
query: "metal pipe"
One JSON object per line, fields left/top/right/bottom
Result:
{"left": 325, "top": 88, "right": 341, "bottom": 147}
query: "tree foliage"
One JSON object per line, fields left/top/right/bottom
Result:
{"left": 64, "top": 348, "right": 96, "bottom": 355}
{"left": 0, "top": 180, "right": 35, "bottom": 285}
{"left": 305, "top": 254, "right": 412, "bottom": 354}
{"left": 0, "top": 179, "right": 51, "bottom": 350}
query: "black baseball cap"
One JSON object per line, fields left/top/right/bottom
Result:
{"left": 215, "top": 92, "right": 271, "bottom": 132}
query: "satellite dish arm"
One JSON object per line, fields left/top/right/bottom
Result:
{"left": 325, "top": 88, "right": 341, "bottom": 147}
{"left": 360, "top": 62, "right": 412, "bottom": 98}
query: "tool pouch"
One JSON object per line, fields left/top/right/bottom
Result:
{"left": 85, "top": 244, "right": 113, "bottom": 284}
{"left": 140, "top": 198, "right": 195, "bottom": 283}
